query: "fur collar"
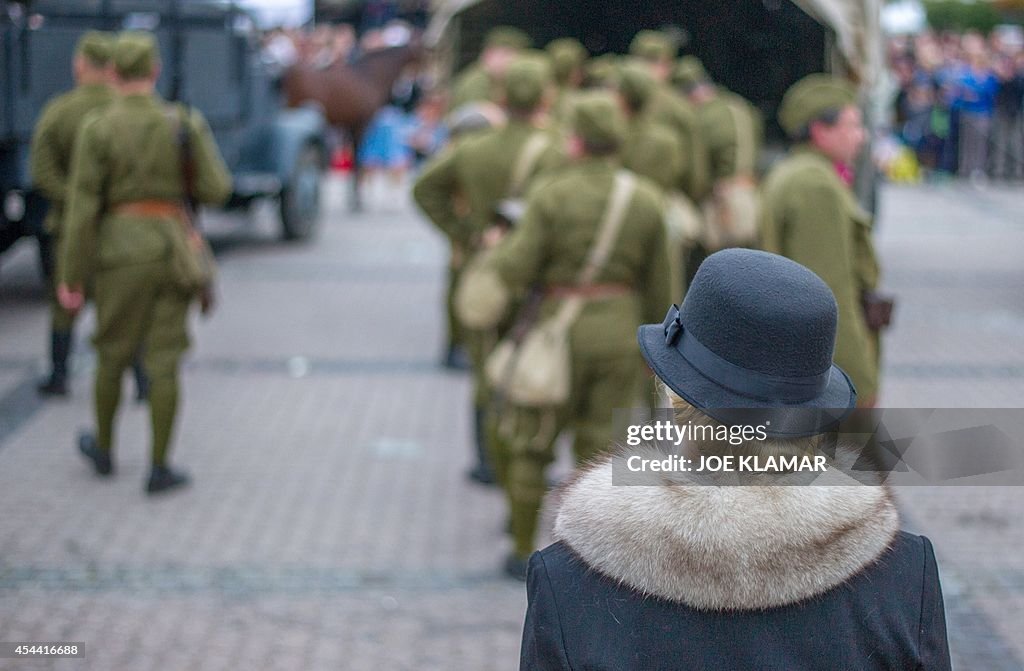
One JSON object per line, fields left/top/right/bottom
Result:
{"left": 552, "top": 444, "right": 900, "bottom": 611}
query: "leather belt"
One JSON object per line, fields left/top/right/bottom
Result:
{"left": 113, "top": 200, "right": 185, "bottom": 218}
{"left": 546, "top": 283, "right": 633, "bottom": 299}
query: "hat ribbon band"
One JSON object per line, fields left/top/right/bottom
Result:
{"left": 673, "top": 327, "right": 832, "bottom": 403}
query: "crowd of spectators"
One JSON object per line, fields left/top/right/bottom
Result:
{"left": 889, "top": 29, "right": 1024, "bottom": 181}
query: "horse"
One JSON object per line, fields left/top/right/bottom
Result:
{"left": 283, "top": 42, "right": 425, "bottom": 212}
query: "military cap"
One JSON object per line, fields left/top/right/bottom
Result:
{"left": 546, "top": 38, "right": 587, "bottom": 85}
{"left": 76, "top": 31, "right": 115, "bottom": 67}
{"left": 504, "top": 53, "right": 552, "bottom": 111}
{"left": 113, "top": 31, "right": 160, "bottom": 79}
{"left": 629, "top": 29, "right": 675, "bottom": 62}
{"left": 778, "top": 74, "right": 856, "bottom": 138}
{"left": 483, "top": 26, "right": 531, "bottom": 51}
{"left": 570, "top": 91, "right": 625, "bottom": 149}
{"left": 616, "top": 60, "right": 656, "bottom": 110}
{"left": 673, "top": 56, "right": 709, "bottom": 92}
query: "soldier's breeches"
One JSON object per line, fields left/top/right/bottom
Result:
{"left": 495, "top": 406, "right": 561, "bottom": 558}
{"left": 466, "top": 328, "right": 498, "bottom": 407}
{"left": 92, "top": 261, "right": 190, "bottom": 457}
{"left": 569, "top": 352, "right": 642, "bottom": 465}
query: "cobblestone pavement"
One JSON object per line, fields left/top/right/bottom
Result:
{"left": 0, "top": 176, "right": 1022, "bottom": 670}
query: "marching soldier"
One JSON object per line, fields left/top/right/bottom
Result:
{"left": 760, "top": 74, "right": 883, "bottom": 406}
{"left": 544, "top": 37, "right": 587, "bottom": 124}
{"left": 414, "top": 55, "right": 563, "bottom": 486}
{"left": 674, "top": 56, "right": 763, "bottom": 284}
{"left": 674, "top": 57, "right": 762, "bottom": 184}
{"left": 613, "top": 60, "right": 690, "bottom": 314}
{"left": 30, "top": 32, "right": 116, "bottom": 397}
{"left": 480, "top": 92, "right": 671, "bottom": 579}
{"left": 614, "top": 61, "right": 684, "bottom": 192}
{"left": 59, "top": 32, "right": 232, "bottom": 493}
{"left": 628, "top": 30, "right": 709, "bottom": 203}
{"left": 449, "top": 27, "right": 531, "bottom": 111}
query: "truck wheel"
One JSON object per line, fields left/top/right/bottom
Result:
{"left": 279, "top": 143, "right": 324, "bottom": 241}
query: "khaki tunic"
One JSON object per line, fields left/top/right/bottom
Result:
{"left": 696, "top": 89, "right": 763, "bottom": 181}
{"left": 413, "top": 120, "right": 565, "bottom": 404}
{"left": 30, "top": 83, "right": 115, "bottom": 236}
{"left": 620, "top": 117, "right": 684, "bottom": 193}
{"left": 61, "top": 93, "right": 231, "bottom": 370}
{"left": 30, "top": 82, "right": 116, "bottom": 330}
{"left": 644, "top": 85, "right": 710, "bottom": 202}
{"left": 760, "top": 146, "right": 880, "bottom": 401}
{"left": 485, "top": 158, "right": 672, "bottom": 463}
{"left": 413, "top": 120, "right": 564, "bottom": 249}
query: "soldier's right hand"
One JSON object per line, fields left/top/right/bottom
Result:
{"left": 57, "top": 283, "right": 85, "bottom": 315}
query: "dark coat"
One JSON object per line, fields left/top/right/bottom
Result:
{"left": 520, "top": 449, "right": 952, "bottom": 671}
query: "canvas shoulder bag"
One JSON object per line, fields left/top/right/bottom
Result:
{"left": 484, "top": 170, "right": 637, "bottom": 407}
{"left": 163, "top": 106, "right": 217, "bottom": 296}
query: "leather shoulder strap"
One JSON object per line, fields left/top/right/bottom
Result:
{"left": 577, "top": 170, "right": 637, "bottom": 286}
{"left": 508, "top": 132, "right": 551, "bottom": 198}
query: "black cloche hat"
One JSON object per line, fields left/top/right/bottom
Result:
{"left": 638, "top": 249, "right": 858, "bottom": 437}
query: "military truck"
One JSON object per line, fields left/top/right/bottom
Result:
{"left": 425, "top": 0, "right": 883, "bottom": 209}
{"left": 0, "top": 0, "right": 329, "bottom": 268}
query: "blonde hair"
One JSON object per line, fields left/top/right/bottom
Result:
{"left": 662, "top": 383, "right": 825, "bottom": 463}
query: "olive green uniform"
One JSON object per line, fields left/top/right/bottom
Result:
{"left": 759, "top": 145, "right": 879, "bottom": 401}
{"left": 61, "top": 93, "right": 231, "bottom": 465}
{"left": 485, "top": 157, "right": 671, "bottom": 559}
{"left": 697, "top": 89, "right": 762, "bottom": 182}
{"left": 620, "top": 117, "right": 684, "bottom": 193}
{"left": 413, "top": 120, "right": 563, "bottom": 483}
{"left": 30, "top": 81, "right": 115, "bottom": 392}
{"left": 644, "top": 85, "right": 709, "bottom": 202}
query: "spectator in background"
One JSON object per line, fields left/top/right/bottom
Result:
{"left": 991, "top": 51, "right": 1024, "bottom": 180}
{"left": 955, "top": 37, "right": 999, "bottom": 179}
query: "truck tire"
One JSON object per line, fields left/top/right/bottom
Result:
{"left": 279, "top": 143, "right": 324, "bottom": 241}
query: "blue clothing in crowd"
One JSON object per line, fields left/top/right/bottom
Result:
{"left": 956, "top": 69, "right": 999, "bottom": 116}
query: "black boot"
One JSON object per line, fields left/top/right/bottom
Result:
{"left": 146, "top": 465, "right": 190, "bottom": 495}
{"left": 467, "top": 407, "right": 497, "bottom": 486}
{"left": 503, "top": 553, "right": 529, "bottom": 581}
{"left": 132, "top": 360, "right": 150, "bottom": 403}
{"left": 443, "top": 344, "right": 471, "bottom": 371}
{"left": 78, "top": 432, "right": 113, "bottom": 476}
{"left": 38, "top": 330, "right": 72, "bottom": 397}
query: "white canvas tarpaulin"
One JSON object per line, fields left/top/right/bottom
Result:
{"left": 425, "top": 0, "right": 885, "bottom": 90}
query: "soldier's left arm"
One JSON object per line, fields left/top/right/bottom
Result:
{"left": 486, "top": 189, "right": 549, "bottom": 292}
{"left": 29, "top": 103, "right": 68, "bottom": 205}
{"left": 188, "top": 109, "right": 232, "bottom": 206}
{"left": 60, "top": 116, "right": 107, "bottom": 288}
